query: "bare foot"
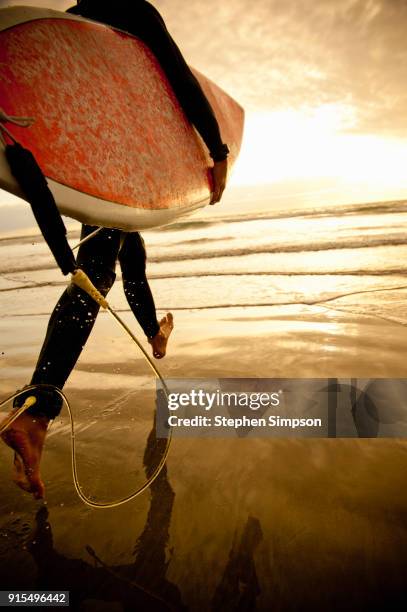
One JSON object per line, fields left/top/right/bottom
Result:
{"left": 1, "top": 411, "right": 49, "bottom": 499}
{"left": 149, "top": 313, "right": 174, "bottom": 359}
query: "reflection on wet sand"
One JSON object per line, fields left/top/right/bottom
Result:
{"left": 4, "top": 376, "right": 407, "bottom": 610}
{"left": 211, "top": 516, "right": 262, "bottom": 611}
{"left": 26, "top": 417, "right": 185, "bottom": 611}
{"left": 4, "top": 378, "right": 407, "bottom": 611}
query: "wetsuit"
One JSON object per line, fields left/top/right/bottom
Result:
{"left": 66, "top": 0, "right": 229, "bottom": 162}
{"left": 15, "top": 0, "right": 228, "bottom": 418}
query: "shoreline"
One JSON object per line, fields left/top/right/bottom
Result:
{"left": 2, "top": 304, "right": 407, "bottom": 401}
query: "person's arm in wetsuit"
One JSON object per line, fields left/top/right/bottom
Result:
{"left": 66, "top": 0, "right": 229, "bottom": 204}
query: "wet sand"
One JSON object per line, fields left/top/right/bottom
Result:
{"left": 1, "top": 305, "right": 407, "bottom": 610}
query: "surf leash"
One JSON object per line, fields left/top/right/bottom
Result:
{"left": 0, "top": 109, "right": 172, "bottom": 507}
{"left": 0, "top": 272, "right": 172, "bottom": 508}
{"left": 0, "top": 270, "right": 172, "bottom": 509}
{"left": 71, "top": 269, "right": 169, "bottom": 384}
{"left": 0, "top": 381, "right": 171, "bottom": 509}
{"left": 72, "top": 226, "right": 103, "bottom": 250}
{"left": 0, "top": 108, "right": 34, "bottom": 144}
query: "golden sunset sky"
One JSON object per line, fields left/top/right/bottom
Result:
{"left": 1, "top": 0, "right": 407, "bottom": 215}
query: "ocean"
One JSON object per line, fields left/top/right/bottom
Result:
{"left": 2, "top": 198, "right": 407, "bottom": 321}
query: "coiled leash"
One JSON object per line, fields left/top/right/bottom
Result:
{"left": 0, "top": 109, "right": 172, "bottom": 508}
{"left": 0, "top": 271, "right": 172, "bottom": 509}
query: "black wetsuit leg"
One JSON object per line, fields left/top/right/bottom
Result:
{"left": 119, "top": 232, "right": 160, "bottom": 339}
{"left": 15, "top": 225, "right": 121, "bottom": 419}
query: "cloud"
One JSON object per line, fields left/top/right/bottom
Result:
{"left": 154, "top": 0, "right": 407, "bottom": 136}
{"left": 3, "top": 0, "right": 407, "bottom": 135}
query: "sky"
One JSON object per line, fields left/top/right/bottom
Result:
{"left": 1, "top": 0, "right": 407, "bottom": 219}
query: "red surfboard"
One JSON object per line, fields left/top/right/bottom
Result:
{"left": 0, "top": 7, "right": 244, "bottom": 230}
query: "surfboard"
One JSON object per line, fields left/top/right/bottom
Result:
{"left": 0, "top": 7, "right": 244, "bottom": 231}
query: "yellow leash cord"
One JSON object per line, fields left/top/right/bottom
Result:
{"left": 0, "top": 269, "right": 172, "bottom": 508}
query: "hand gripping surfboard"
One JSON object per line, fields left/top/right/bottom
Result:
{"left": 0, "top": 7, "right": 244, "bottom": 231}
